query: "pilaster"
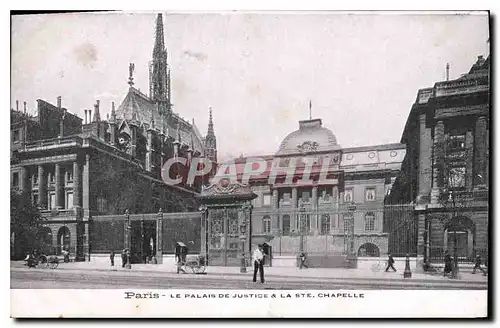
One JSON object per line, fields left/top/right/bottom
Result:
{"left": 311, "top": 186, "right": 318, "bottom": 234}
{"left": 38, "top": 165, "right": 47, "bottom": 209}
{"left": 291, "top": 187, "right": 298, "bottom": 230}
{"left": 430, "top": 120, "right": 445, "bottom": 203}
{"left": 418, "top": 113, "right": 433, "bottom": 200}
{"left": 55, "top": 163, "right": 63, "bottom": 209}
{"left": 474, "top": 116, "right": 487, "bottom": 187}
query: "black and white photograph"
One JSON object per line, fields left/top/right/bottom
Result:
{"left": 9, "top": 10, "right": 490, "bottom": 318}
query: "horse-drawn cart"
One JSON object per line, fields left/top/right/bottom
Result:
{"left": 174, "top": 241, "right": 207, "bottom": 274}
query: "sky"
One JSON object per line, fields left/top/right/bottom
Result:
{"left": 11, "top": 11, "right": 490, "bottom": 161}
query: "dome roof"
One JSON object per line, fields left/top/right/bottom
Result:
{"left": 276, "top": 118, "right": 341, "bottom": 155}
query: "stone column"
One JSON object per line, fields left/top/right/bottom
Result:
{"left": 73, "top": 161, "right": 81, "bottom": 208}
{"left": 291, "top": 187, "right": 298, "bottom": 230}
{"left": 20, "top": 166, "right": 28, "bottom": 192}
{"left": 416, "top": 210, "right": 426, "bottom": 261}
{"left": 419, "top": 113, "right": 433, "bottom": 200}
{"left": 430, "top": 120, "right": 445, "bottom": 203}
{"left": 38, "top": 165, "right": 47, "bottom": 209}
{"left": 311, "top": 186, "right": 318, "bottom": 234}
{"left": 465, "top": 129, "right": 474, "bottom": 188}
{"left": 55, "top": 163, "right": 63, "bottom": 209}
{"left": 474, "top": 116, "right": 487, "bottom": 187}
{"left": 272, "top": 188, "right": 279, "bottom": 234}
{"left": 82, "top": 155, "right": 90, "bottom": 216}
{"left": 332, "top": 186, "right": 339, "bottom": 232}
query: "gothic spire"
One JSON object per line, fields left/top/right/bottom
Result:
{"left": 207, "top": 106, "right": 214, "bottom": 136}
{"left": 110, "top": 101, "right": 116, "bottom": 121}
{"left": 151, "top": 13, "right": 169, "bottom": 103}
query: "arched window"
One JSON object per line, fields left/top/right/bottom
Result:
{"left": 262, "top": 216, "right": 271, "bottom": 234}
{"left": 364, "top": 212, "right": 376, "bottom": 232}
{"left": 321, "top": 214, "right": 330, "bottom": 235}
{"left": 299, "top": 214, "right": 310, "bottom": 233}
{"left": 282, "top": 215, "right": 291, "bottom": 235}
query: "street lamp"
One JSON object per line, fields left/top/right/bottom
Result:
{"left": 124, "top": 209, "right": 131, "bottom": 269}
{"left": 199, "top": 205, "right": 208, "bottom": 265}
{"left": 240, "top": 203, "right": 252, "bottom": 273}
{"left": 299, "top": 200, "right": 306, "bottom": 253}
{"left": 347, "top": 201, "right": 356, "bottom": 255}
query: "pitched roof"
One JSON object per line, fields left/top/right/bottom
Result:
{"left": 116, "top": 87, "right": 205, "bottom": 153}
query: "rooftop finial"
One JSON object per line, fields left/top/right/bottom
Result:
{"left": 128, "top": 63, "right": 135, "bottom": 87}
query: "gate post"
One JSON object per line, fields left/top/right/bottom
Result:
{"left": 199, "top": 205, "right": 208, "bottom": 264}
{"left": 156, "top": 208, "right": 163, "bottom": 264}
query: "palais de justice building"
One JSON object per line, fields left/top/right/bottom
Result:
{"left": 387, "top": 55, "right": 490, "bottom": 263}
{"left": 219, "top": 117, "right": 406, "bottom": 258}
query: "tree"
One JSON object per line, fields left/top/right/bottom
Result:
{"left": 10, "top": 188, "right": 44, "bottom": 259}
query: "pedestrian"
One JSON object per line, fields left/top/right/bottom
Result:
{"left": 299, "top": 252, "right": 308, "bottom": 269}
{"left": 472, "top": 255, "right": 487, "bottom": 276}
{"left": 443, "top": 250, "right": 452, "bottom": 277}
{"left": 110, "top": 251, "right": 115, "bottom": 267}
{"left": 121, "top": 249, "right": 127, "bottom": 268}
{"left": 252, "top": 244, "right": 265, "bottom": 283}
{"left": 385, "top": 252, "right": 397, "bottom": 272}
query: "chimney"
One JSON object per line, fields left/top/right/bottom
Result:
{"left": 16, "top": 100, "right": 19, "bottom": 111}
{"left": 446, "top": 63, "right": 450, "bottom": 81}
{"left": 89, "top": 110, "right": 92, "bottom": 123}
{"left": 23, "top": 101, "right": 27, "bottom": 113}
{"left": 84, "top": 110, "right": 88, "bottom": 124}
{"left": 57, "top": 96, "right": 62, "bottom": 109}
{"left": 93, "top": 100, "right": 100, "bottom": 122}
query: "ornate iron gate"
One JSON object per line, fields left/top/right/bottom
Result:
{"left": 207, "top": 207, "right": 243, "bottom": 266}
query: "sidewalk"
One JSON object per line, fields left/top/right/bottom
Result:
{"left": 12, "top": 260, "right": 488, "bottom": 285}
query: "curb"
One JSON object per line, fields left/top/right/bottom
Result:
{"left": 14, "top": 265, "right": 488, "bottom": 286}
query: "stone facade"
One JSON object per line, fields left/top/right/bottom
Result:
{"left": 388, "top": 55, "right": 490, "bottom": 263}
{"left": 217, "top": 118, "right": 406, "bottom": 257}
{"left": 10, "top": 14, "right": 218, "bottom": 260}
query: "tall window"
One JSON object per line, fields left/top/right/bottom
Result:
{"left": 12, "top": 172, "right": 19, "bottom": 188}
{"left": 321, "top": 214, "right": 330, "bottom": 235}
{"left": 282, "top": 215, "right": 291, "bottom": 235}
{"left": 344, "top": 188, "right": 353, "bottom": 203}
{"left": 97, "top": 198, "right": 108, "bottom": 214}
{"left": 49, "top": 193, "right": 56, "bottom": 210}
{"left": 66, "top": 171, "right": 73, "bottom": 183}
{"left": 447, "top": 134, "right": 466, "bottom": 152}
{"left": 448, "top": 166, "right": 466, "bottom": 189}
{"left": 364, "top": 212, "right": 376, "bottom": 232}
{"left": 262, "top": 194, "right": 271, "bottom": 206}
{"left": 66, "top": 192, "right": 73, "bottom": 209}
{"left": 262, "top": 216, "right": 271, "bottom": 234}
{"left": 365, "top": 188, "right": 376, "bottom": 202}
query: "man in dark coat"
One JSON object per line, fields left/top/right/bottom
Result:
{"left": 385, "top": 253, "right": 397, "bottom": 272}
{"left": 110, "top": 251, "right": 115, "bottom": 267}
{"left": 299, "top": 252, "right": 308, "bottom": 269}
{"left": 472, "top": 255, "right": 487, "bottom": 275}
{"left": 121, "top": 249, "right": 127, "bottom": 268}
{"left": 252, "top": 244, "right": 265, "bottom": 283}
{"left": 443, "top": 251, "right": 452, "bottom": 276}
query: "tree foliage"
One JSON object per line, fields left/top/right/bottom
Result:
{"left": 10, "top": 188, "right": 44, "bottom": 259}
